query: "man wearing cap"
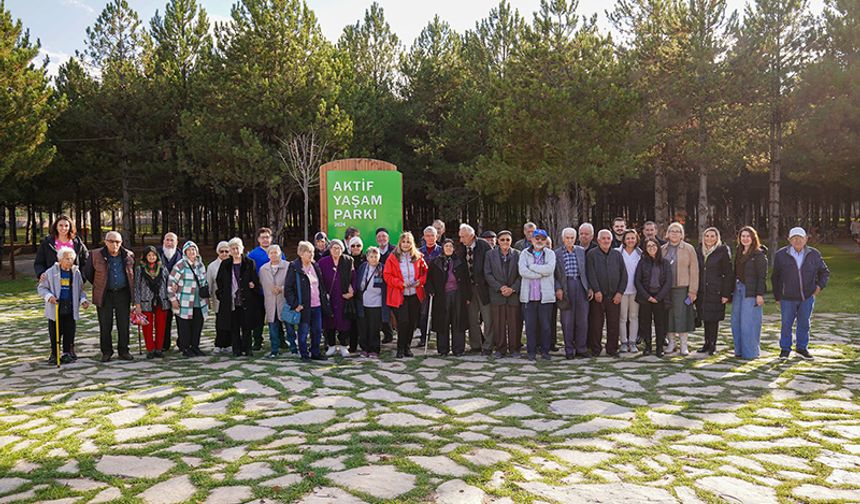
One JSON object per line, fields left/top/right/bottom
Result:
{"left": 772, "top": 227, "right": 830, "bottom": 360}
{"left": 518, "top": 228, "right": 557, "bottom": 360}
{"left": 484, "top": 230, "right": 522, "bottom": 357}
{"left": 458, "top": 223, "right": 493, "bottom": 355}
{"left": 481, "top": 230, "right": 497, "bottom": 249}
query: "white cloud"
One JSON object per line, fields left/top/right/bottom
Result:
{"left": 61, "top": 0, "right": 95, "bottom": 14}
{"left": 36, "top": 48, "right": 72, "bottom": 79}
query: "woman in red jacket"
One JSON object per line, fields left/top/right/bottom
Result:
{"left": 384, "top": 231, "right": 428, "bottom": 358}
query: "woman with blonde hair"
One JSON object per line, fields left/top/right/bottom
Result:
{"left": 383, "top": 232, "right": 428, "bottom": 358}
{"left": 284, "top": 241, "right": 332, "bottom": 361}
{"left": 661, "top": 222, "right": 699, "bottom": 356}
{"left": 695, "top": 227, "right": 733, "bottom": 355}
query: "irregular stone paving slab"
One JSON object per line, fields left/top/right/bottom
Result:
{"left": 793, "top": 485, "right": 860, "bottom": 501}
{"left": 114, "top": 424, "right": 172, "bottom": 442}
{"left": 306, "top": 395, "right": 365, "bottom": 409}
{"left": 434, "top": 479, "right": 486, "bottom": 504}
{"left": 549, "top": 399, "right": 631, "bottom": 417}
{"left": 298, "top": 487, "right": 367, "bottom": 504}
{"left": 491, "top": 403, "right": 539, "bottom": 417}
{"left": 461, "top": 448, "right": 512, "bottom": 466}
{"left": 551, "top": 449, "right": 615, "bottom": 467}
{"left": 443, "top": 398, "right": 499, "bottom": 414}
{"left": 517, "top": 482, "right": 677, "bottom": 503}
{"left": 138, "top": 475, "right": 196, "bottom": 504}
{"left": 327, "top": 465, "right": 416, "bottom": 499}
{"left": 90, "top": 487, "right": 123, "bottom": 503}
{"left": 695, "top": 476, "right": 778, "bottom": 503}
{"left": 96, "top": 455, "right": 175, "bottom": 478}
{"left": 557, "top": 417, "right": 629, "bottom": 434}
{"left": 205, "top": 486, "right": 252, "bottom": 504}
{"left": 261, "top": 474, "right": 302, "bottom": 488}
{"left": 356, "top": 389, "right": 412, "bottom": 402}
{"left": 646, "top": 411, "right": 704, "bottom": 430}
{"left": 235, "top": 462, "right": 274, "bottom": 480}
{"left": 376, "top": 412, "right": 434, "bottom": 427}
{"left": 0, "top": 478, "right": 27, "bottom": 494}
{"left": 407, "top": 456, "right": 471, "bottom": 477}
{"left": 224, "top": 425, "right": 275, "bottom": 442}
{"left": 106, "top": 407, "right": 147, "bottom": 427}
{"left": 258, "top": 409, "right": 336, "bottom": 427}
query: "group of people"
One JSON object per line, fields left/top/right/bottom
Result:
{"left": 35, "top": 215, "right": 830, "bottom": 365}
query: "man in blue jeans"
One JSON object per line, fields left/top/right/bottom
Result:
{"left": 772, "top": 227, "right": 830, "bottom": 360}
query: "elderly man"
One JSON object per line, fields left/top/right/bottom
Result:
{"left": 433, "top": 219, "right": 446, "bottom": 243}
{"left": 772, "top": 227, "right": 830, "bottom": 360}
{"left": 611, "top": 217, "right": 627, "bottom": 249}
{"left": 481, "top": 230, "right": 497, "bottom": 249}
{"left": 418, "top": 226, "right": 443, "bottom": 346}
{"left": 555, "top": 227, "right": 592, "bottom": 359}
{"left": 484, "top": 230, "right": 522, "bottom": 358}
{"left": 578, "top": 223, "right": 597, "bottom": 252}
{"left": 84, "top": 231, "right": 135, "bottom": 362}
{"left": 586, "top": 229, "right": 627, "bottom": 357}
{"left": 157, "top": 232, "right": 180, "bottom": 351}
{"left": 514, "top": 222, "right": 537, "bottom": 251}
{"left": 518, "top": 229, "right": 557, "bottom": 360}
{"left": 458, "top": 223, "right": 493, "bottom": 354}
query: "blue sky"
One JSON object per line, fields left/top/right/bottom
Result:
{"left": 9, "top": 0, "right": 825, "bottom": 77}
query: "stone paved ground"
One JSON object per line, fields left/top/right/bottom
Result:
{"left": 1, "top": 285, "right": 859, "bottom": 503}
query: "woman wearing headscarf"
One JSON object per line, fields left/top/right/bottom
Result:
{"left": 134, "top": 245, "right": 171, "bottom": 358}
{"left": 424, "top": 239, "right": 470, "bottom": 356}
{"left": 167, "top": 241, "right": 209, "bottom": 358}
{"left": 695, "top": 227, "right": 733, "bottom": 355}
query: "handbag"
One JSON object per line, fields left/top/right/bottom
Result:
{"left": 281, "top": 270, "right": 302, "bottom": 326}
{"left": 193, "top": 269, "right": 210, "bottom": 299}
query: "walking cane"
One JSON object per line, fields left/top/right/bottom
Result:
{"left": 54, "top": 303, "right": 61, "bottom": 368}
{"left": 137, "top": 323, "right": 142, "bottom": 355}
{"left": 424, "top": 295, "right": 433, "bottom": 355}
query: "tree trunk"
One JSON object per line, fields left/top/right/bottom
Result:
{"left": 121, "top": 166, "right": 132, "bottom": 245}
{"left": 768, "top": 113, "right": 782, "bottom": 257}
{"left": 654, "top": 160, "right": 669, "bottom": 233}
{"left": 697, "top": 166, "right": 708, "bottom": 241}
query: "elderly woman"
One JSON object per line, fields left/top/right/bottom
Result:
{"left": 284, "top": 241, "right": 332, "bottom": 361}
{"left": 134, "top": 246, "right": 170, "bottom": 359}
{"left": 314, "top": 232, "right": 330, "bottom": 262}
{"left": 732, "top": 226, "right": 768, "bottom": 359}
{"left": 216, "top": 237, "right": 262, "bottom": 357}
{"left": 318, "top": 239, "right": 355, "bottom": 357}
{"left": 661, "top": 222, "right": 699, "bottom": 356}
{"left": 207, "top": 241, "right": 231, "bottom": 353}
{"left": 384, "top": 231, "right": 428, "bottom": 358}
{"left": 346, "top": 236, "right": 366, "bottom": 353}
{"left": 167, "top": 241, "right": 209, "bottom": 358}
{"left": 37, "top": 247, "right": 89, "bottom": 364}
{"left": 353, "top": 246, "right": 386, "bottom": 357}
{"left": 260, "top": 245, "right": 296, "bottom": 358}
{"left": 35, "top": 215, "right": 89, "bottom": 282}
{"left": 425, "top": 239, "right": 470, "bottom": 356}
{"left": 695, "top": 227, "right": 733, "bottom": 355}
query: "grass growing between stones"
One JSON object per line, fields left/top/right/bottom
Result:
{"left": 1, "top": 272, "right": 859, "bottom": 503}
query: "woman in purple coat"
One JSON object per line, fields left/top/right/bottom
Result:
{"left": 317, "top": 239, "right": 355, "bottom": 358}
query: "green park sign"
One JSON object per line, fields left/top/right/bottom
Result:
{"left": 322, "top": 162, "right": 402, "bottom": 249}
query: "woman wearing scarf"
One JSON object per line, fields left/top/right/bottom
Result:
{"left": 695, "top": 227, "right": 733, "bottom": 355}
{"left": 318, "top": 239, "right": 355, "bottom": 358}
{"left": 424, "top": 239, "right": 470, "bottom": 356}
{"left": 260, "top": 245, "right": 295, "bottom": 358}
{"left": 167, "top": 241, "right": 210, "bottom": 358}
{"left": 134, "top": 245, "right": 171, "bottom": 358}
{"left": 207, "top": 241, "right": 232, "bottom": 353}
{"left": 661, "top": 222, "right": 699, "bottom": 356}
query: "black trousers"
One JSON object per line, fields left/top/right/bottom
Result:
{"left": 325, "top": 328, "right": 349, "bottom": 347}
{"left": 230, "top": 307, "right": 253, "bottom": 356}
{"left": 395, "top": 295, "right": 421, "bottom": 353}
{"left": 162, "top": 309, "right": 174, "bottom": 350}
{"left": 98, "top": 288, "right": 131, "bottom": 356}
{"left": 48, "top": 314, "right": 76, "bottom": 355}
{"left": 638, "top": 301, "right": 668, "bottom": 354}
{"left": 358, "top": 307, "right": 382, "bottom": 353}
{"left": 214, "top": 313, "right": 232, "bottom": 348}
{"left": 177, "top": 308, "right": 204, "bottom": 351}
{"left": 437, "top": 291, "right": 466, "bottom": 355}
{"left": 703, "top": 320, "right": 719, "bottom": 348}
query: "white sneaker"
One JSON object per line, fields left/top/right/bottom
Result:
{"left": 212, "top": 347, "right": 220, "bottom": 354}
{"left": 680, "top": 334, "right": 689, "bottom": 356}
{"left": 619, "top": 345, "right": 627, "bottom": 353}
{"left": 325, "top": 346, "right": 337, "bottom": 357}
{"left": 223, "top": 346, "right": 232, "bottom": 354}
{"left": 629, "top": 344, "right": 637, "bottom": 353}
{"left": 666, "top": 334, "right": 676, "bottom": 353}
{"left": 339, "top": 346, "right": 350, "bottom": 358}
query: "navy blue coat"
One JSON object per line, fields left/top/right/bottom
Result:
{"left": 771, "top": 246, "right": 830, "bottom": 301}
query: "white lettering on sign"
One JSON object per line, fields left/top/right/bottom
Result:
{"left": 333, "top": 209, "right": 378, "bottom": 220}
{"left": 333, "top": 180, "right": 375, "bottom": 192}
{"left": 332, "top": 194, "right": 384, "bottom": 207}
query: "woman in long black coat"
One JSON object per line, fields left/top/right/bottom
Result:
{"left": 216, "top": 238, "right": 263, "bottom": 357}
{"left": 695, "top": 227, "right": 734, "bottom": 355}
{"left": 424, "top": 239, "right": 471, "bottom": 356}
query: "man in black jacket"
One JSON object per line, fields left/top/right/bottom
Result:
{"left": 458, "top": 223, "right": 493, "bottom": 355}
{"left": 157, "top": 232, "right": 181, "bottom": 351}
{"left": 586, "top": 230, "right": 628, "bottom": 357}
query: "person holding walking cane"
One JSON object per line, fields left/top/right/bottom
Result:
{"left": 38, "top": 247, "right": 89, "bottom": 365}
{"left": 425, "top": 239, "right": 470, "bottom": 356}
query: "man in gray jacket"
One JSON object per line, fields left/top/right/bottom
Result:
{"left": 555, "top": 227, "right": 592, "bottom": 359}
{"left": 586, "top": 229, "right": 627, "bottom": 357}
{"left": 484, "top": 230, "right": 522, "bottom": 358}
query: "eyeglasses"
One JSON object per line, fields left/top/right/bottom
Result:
{"left": 498, "top": 238, "right": 511, "bottom": 242}
{"left": 350, "top": 244, "right": 362, "bottom": 248}
{"left": 106, "top": 239, "right": 121, "bottom": 244}
{"left": 534, "top": 236, "right": 546, "bottom": 241}
{"left": 218, "top": 250, "right": 229, "bottom": 254}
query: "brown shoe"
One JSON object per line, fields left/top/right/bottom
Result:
{"left": 100, "top": 354, "right": 112, "bottom": 363}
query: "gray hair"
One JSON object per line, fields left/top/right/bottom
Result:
{"left": 57, "top": 247, "right": 77, "bottom": 262}
{"left": 268, "top": 244, "right": 282, "bottom": 256}
{"left": 459, "top": 223, "right": 476, "bottom": 236}
{"left": 523, "top": 221, "right": 536, "bottom": 231}
{"left": 578, "top": 223, "right": 594, "bottom": 234}
{"left": 423, "top": 226, "right": 438, "bottom": 236}
{"left": 297, "top": 241, "right": 314, "bottom": 256}
{"left": 228, "top": 237, "right": 244, "bottom": 254}
{"left": 105, "top": 231, "right": 122, "bottom": 242}
{"left": 365, "top": 246, "right": 380, "bottom": 257}
{"left": 561, "top": 227, "right": 577, "bottom": 239}
{"left": 597, "top": 229, "right": 613, "bottom": 240}
{"left": 216, "top": 241, "right": 229, "bottom": 253}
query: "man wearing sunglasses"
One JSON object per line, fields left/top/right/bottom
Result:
{"left": 84, "top": 231, "right": 136, "bottom": 362}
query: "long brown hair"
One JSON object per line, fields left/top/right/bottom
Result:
{"left": 50, "top": 215, "right": 77, "bottom": 241}
{"left": 736, "top": 226, "right": 761, "bottom": 256}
